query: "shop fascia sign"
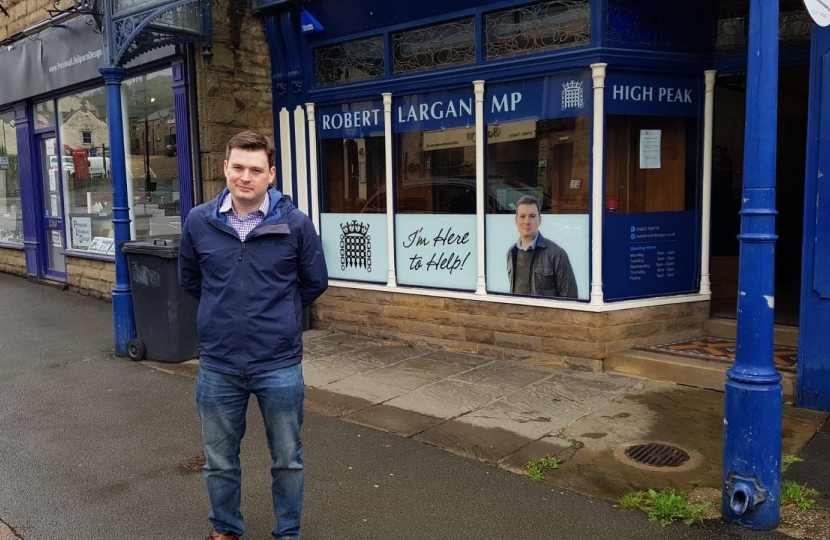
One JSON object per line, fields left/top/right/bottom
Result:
{"left": 605, "top": 73, "right": 700, "bottom": 117}
{"left": 803, "top": 0, "right": 830, "bottom": 26}
{"left": 318, "top": 72, "right": 591, "bottom": 139}
{"left": 422, "top": 120, "right": 537, "bottom": 151}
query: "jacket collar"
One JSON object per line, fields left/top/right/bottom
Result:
{"left": 210, "top": 186, "right": 286, "bottom": 222}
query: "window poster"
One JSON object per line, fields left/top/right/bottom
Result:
{"left": 395, "top": 214, "right": 476, "bottom": 290}
{"left": 70, "top": 216, "right": 92, "bottom": 248}
{"left": 603, "top": 211, "right": 699, "bottom": 300}
{"left": 639, "top": 130, "right": 662, "bottom": 169}
{"left": 486, "top": 214, "right": 589, "bottom": 300}
{"left": 320, "top": 213, "right": 388, "bottom": 283}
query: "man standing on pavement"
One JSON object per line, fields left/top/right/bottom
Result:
{"left": 179, "top": 131, "right": 328, "bottom": 540}
{"left": 507, "top": 195, "right": 578, "bottom": 298}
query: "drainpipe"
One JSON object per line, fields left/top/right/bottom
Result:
{"left": 722, "top": 0, "right": 782, "bottom": 530}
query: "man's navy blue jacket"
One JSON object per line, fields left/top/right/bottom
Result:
{"left": 178, "top": 187, "right": 328, "bottom": 376}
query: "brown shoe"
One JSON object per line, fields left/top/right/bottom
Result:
{"left": 207, "top": 533, "right": 240, "bottom": 540}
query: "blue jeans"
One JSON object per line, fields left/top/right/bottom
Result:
{"left": 196, "top": 363, "right": 305, "bottom": 539}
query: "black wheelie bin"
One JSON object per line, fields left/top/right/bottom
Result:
{"left": 121, "top": 237, "right": 199, "bottom": 362}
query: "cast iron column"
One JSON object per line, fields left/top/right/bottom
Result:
{"left": 100, "top": 66, "right": 136, "bottom": 356}
{"left": 722, "top": 0, "right": 782, "bottom": 529}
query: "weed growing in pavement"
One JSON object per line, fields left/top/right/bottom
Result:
{"left": 616, "top": 489, "right": 711, "bottom": 526}
{"left": 525, "top": 455, "right": 561, "bottom": 482}
{"left": 781, "top": 481, "right": 820, "bottom": 511}
{"left": 782, "top": 454, "right": 804, "bottom": 474}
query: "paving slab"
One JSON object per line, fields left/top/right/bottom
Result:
{"left": 449, "top": 360, "right": 557, "bottom": 392}
{"left": 344, "top": 405, "right": 444, "bottom": 437}
{"left": 418, "top": 349, "right": 493, "bottom": 370}
{"left": 302, "top": 355, "right": 385, "bottom": 387}
{"left": 347, "top": 355, "right": 492, "bottom": 392}
{"left": 330, "top": 342, "right": 427, "bottom": 365}
{"left": 384, "top": 379, "right": 509, "bottom": 420}
{"left": 304, "top": 387, "right": 374, "bottom": 417}
{"left": 321, "top": 375, "right": 410, "bottom": 404}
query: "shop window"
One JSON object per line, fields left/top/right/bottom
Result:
{"left": 57, "top": 88, "right": 112, "bottom": 252}
{"left": 605, "top": 116, "right": 698, "bottom": 214}
{"left": 317, "top": 101, "right": 389, "bottom": 283}
{"left": 483, "top": 75, "right": 592, "bottom": 300}
{"left": 321, "top": 136, "right": 386, "bottom": 214}
{"left": 716, "top": 0, "right": 811, "bottom": 52}
{"left": 484, "top": 0, "right": 590, "bottom": 60}
{"left": 122, "top": 68, "right": 180, "bottom": 240}
{"left": 391, "top": 17, "right": 476, "bottom": 75}
{"left": 314, "top": 36, "right": 385, "bottom": 87}
{"left": 0, "top": 111, "right": 22, "bottom": 245}
{"left": 35, "top": 100, "right": 55, "bottom": 128}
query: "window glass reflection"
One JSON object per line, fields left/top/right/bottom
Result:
{"left": 122, "top": 68, "right": 180, "bottom": 238}
{"left": 0, "top": 111, "right": 22, "bottom": 244}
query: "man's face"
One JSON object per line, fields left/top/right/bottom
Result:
{"left": 515, "top": 203, "right": 541, "bottom": 241}
{"left": 224, "top": 148, "right": 275, "bottom": 213}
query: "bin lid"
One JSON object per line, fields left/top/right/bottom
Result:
{"left": 121, "top": 236, "right": 182, "bottom": 258}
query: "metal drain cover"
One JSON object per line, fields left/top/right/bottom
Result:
{"left": 179, "top": 454, "right": 206, "bottom": 471}
{"left": 624, "top": 443, "right": 690, "bottom": 467}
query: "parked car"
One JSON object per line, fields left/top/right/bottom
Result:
{"left": 49, "top": 156, "right": 74, "bottom": 175}
{"left": 359, "top": 177, "right": 552, "bottom": 214}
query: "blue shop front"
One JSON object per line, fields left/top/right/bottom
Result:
{"left": 248, "top": 0, "right": 830, "bottom": 408}
{"left": 0, "top": 15, "right": 198, "bottom": 292}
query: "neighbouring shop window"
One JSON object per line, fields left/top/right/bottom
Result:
{"left": 35, "top": 100, "right": 55, "bottom": 128}
{"left": 484, "top": 74, "right": 592, "bottom": 300}
{"left": 122, "top": 68, "right": 180, "bottom": 239}
{"left": 484, "top": 0, "right": 590, "bottom": 60}
{"left": 317, "top": 101, "right": 388, "bottom": 282}
{"left": 314, "top": 35, "right": 385, "bottom": 87}
{"left": 391, "top": 17, "right": 476, "bottom": 75}
{"left": 0, "top": 111, "right": 22, "bottom": 245}
{"left": 58, "top": 87, "right": 113, "bottom": 252}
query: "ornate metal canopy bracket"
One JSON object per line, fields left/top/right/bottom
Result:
{"left": 49, "top": 0, "right": 104, "bottom": 32}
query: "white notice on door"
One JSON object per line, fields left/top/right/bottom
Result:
{"left": 639, "top": 130, "right": 662, "bottom": 169}
{"left": 51, "top": 231, "right": 61, "bottom": 247}
{"left": 50, "top": 194, "right": 59, "bottom": 216}
{"left": 49, "top": 169, "right": 57, "bottom": 191}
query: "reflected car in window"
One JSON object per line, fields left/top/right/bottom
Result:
{"left": 359, "top": 177, "right": 553, "bottom": 214}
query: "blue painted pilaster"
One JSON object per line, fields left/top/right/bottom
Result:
{"left": 100, "top": 66, "right": 136, "bottom": 356}
{"left": 722, "top": 0, "right": 782, "bottom": 530}
{"left": 14, "top": 104, "right": 40, "bottom": 278}
{"left": 798, "top": 21, "right": 830, "bottom": 411}
{"left": 171, "top": 59, "right": 195, "bottom": 220}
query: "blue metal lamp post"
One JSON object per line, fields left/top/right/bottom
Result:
{"left": 99, "top": 66, "right": 135, "bottom": 355}
{"left": 99, "top": 0, "right": 212, "bottom": 356}
{"left": 722, "top": 0, "right": 782, "bottom": 529}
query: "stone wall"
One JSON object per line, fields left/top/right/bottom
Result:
{"left": 311, "top": 287, "right": 708, "bottom": 371}
{"left": 194, "top": 0, "right": 274, "bottom": 201}
{"left": 66, "top": 257, "right": 114, "bottom": 300}
{"left": 0, "top": 247, "right": 26, "bottom": 277}
{"left": 0, "top": 0, "right": 44, "bottom": 41}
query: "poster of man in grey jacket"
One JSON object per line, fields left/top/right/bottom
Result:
{"left": 507, "top": 195, "right": 578, "bottom": 298}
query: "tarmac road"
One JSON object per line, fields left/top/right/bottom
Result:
{"left": 0, "top": 274, "right": 788, "bottom": 539}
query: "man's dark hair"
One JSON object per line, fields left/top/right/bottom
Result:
{"left": 226, "top": 131, "right": 276, "bottom": 167}
{"left": 515, "top": 195, "right": 540, "bottom": 215}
